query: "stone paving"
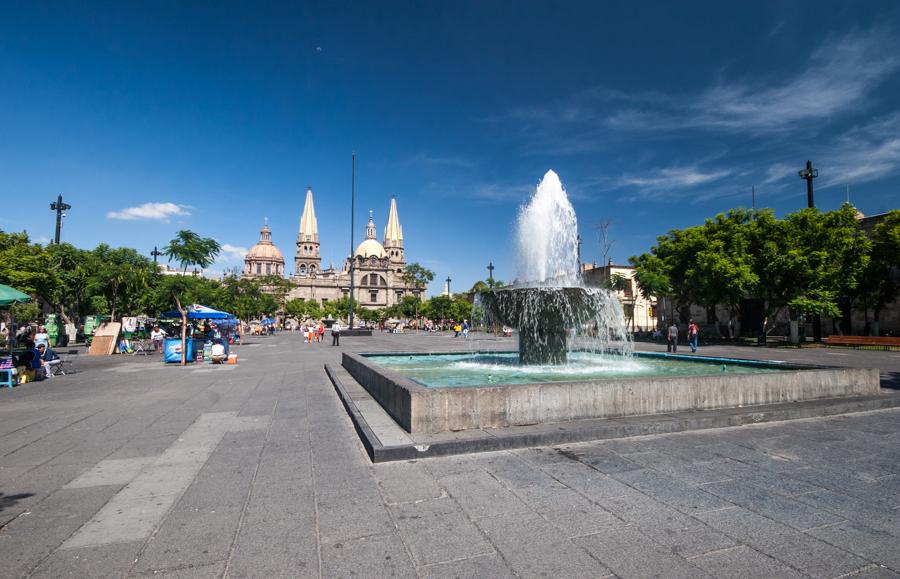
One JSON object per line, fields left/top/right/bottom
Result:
{"left": 0, "top": 331, "right": 899, "bottom": 578}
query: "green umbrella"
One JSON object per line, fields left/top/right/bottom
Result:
{"left": 0, "top": 284, "right": 32, "bottom": 307}
{"left": 0, "top": 284, "right": 32, "bottom": 359}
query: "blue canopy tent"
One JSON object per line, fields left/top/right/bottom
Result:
{"left": 161, "top": 304, "right": 232, "bottom": 319}
{"left": 159, "top": 305, "right": 236, "bottom": 363}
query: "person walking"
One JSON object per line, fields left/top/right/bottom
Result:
{"left": 688, "top": 319, "right": 700, "bottom": 353}
{"left": 317, "top": 323, "right": 325, "bottom": 343}
{"left": 331, "top": 321, "right": 341, "bottom": 346}
{"left": 462, "top": 320, "right": 470, "bottom": 339}
{"left": 667, "top": 321, "right": 678, "bottom": 353}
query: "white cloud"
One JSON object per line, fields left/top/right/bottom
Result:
{"left": 762, "top": 162, "right": 796, "bottom": 185}
{"left": 502, "top": 28, "right": 898, "bottom": 145}
{"left": 219, "top": 243, "right": 249, "bottom": 261}
{"left": 107, "top": 202, "right": 192, "bottom": 221}
{"left": 616, "top": 166, "right": 729, "bottom": 190}
{"left": 821, "top": 113, "right": 900, "bottom": 186}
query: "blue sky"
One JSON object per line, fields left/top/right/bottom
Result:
{"left": 2, "top": 2, "right": 899, "bottom": 296}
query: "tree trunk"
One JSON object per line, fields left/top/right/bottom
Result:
{"left": 173, "top": 293, "right": 188, "bottom": 366}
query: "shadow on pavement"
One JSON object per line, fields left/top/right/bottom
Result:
{"left": 0, "top": 492, "right": 35, "bottom": 514}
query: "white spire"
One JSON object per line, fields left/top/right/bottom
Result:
{"left": 299, "top": 187, "right": 318, "bottom": 241}
{"left": 384, "top": 195, "right": 403, "bottom": 244}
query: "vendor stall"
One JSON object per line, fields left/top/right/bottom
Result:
{"left": 159, "top": 304, "right": 237, "bottom": 364}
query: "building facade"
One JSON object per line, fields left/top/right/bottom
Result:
{"left": 244, "top": 187, "right": 422, "bottom": 309}
{"left": 582, "top": 261, "right": 658, "bottom": 332}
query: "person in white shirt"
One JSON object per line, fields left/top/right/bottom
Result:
{"left": 331, "top": 322, "right": 341, "bottom": 346}
{"left": 34, "top": 326, "right": 51, "bottom": 349}
{"left": 150, "top": 326, "right": 166, "bottom": 352}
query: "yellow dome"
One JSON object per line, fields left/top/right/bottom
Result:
{"left": 355, "top": 238, "right": 385, "bottom": 258}
{"left": 247, "top": 243, "right": 284, "bottom": 262}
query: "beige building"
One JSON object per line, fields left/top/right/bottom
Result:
{"left": 582, "top": 261, "right": 658, "bottom": 331}
{"left": 244, "top": 187, "right": 422, "bottom": 309}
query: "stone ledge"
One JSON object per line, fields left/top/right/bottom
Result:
{"left": 327, "top": 363, "right": 900, "bottom": 463}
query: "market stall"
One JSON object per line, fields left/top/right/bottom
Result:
{"left": 159, "top": 304, "right": 237, "bottom": 364}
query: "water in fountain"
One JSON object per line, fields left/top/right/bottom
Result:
{"left": 477, "top": 170, "right": 633, "bottom": 364}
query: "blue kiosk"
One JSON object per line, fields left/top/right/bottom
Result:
{"left": 160, "top": 304, "right": 238, "bottom": 363}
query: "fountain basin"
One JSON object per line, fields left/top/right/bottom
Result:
{"left": 342, "top": 351, "right": 879, "bottom": 434}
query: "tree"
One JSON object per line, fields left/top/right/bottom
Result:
{"left": 425, "top": 295, "right": 454, "bottom": 322}
{"left": 163, "top": 230, "right": 222, "bottom": 274}
{"left": 595, "top": 218, "right": 615, "bottom": 267}
{"left": 402, "top": 263, "right": 434, "bottom": 289}
{"left": 861, "top": 210, "right": 900, "bottom": 332}
{"left": 162, "top": 230, "right": 222, "bottom": 365}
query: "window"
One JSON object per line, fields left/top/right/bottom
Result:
{"left": 321, "top": 298, "right": 328, "bottom": 306}
{"left": 370, "top": 291, "right": 378, "bottom": 303}
{"left": 309, "top": 265, "right": 316, "bottom": 274}
{"left": 299, "top": 264, "right": 307, "bottom": 275}
{"left": 266, "top": 263, "right": 271, "bottom": 275}
{"left": 256, "top": 263, "right": 261, "bottom": 274}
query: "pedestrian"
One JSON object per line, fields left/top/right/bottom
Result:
{"left": 667, "top": 321, "right": 678, "bottom": 353}
{"left": 688, "top": 319, "right": 700, "bottom": 353}
{"left": 331, "top": 321, "right": 341, "bottom": 346}
{"left": 150, "top": 325, "right": 166, "bottom": 353}
{"left": 301, "top": 324, "right": 308, "bottom": 343}
{"left": 307, "top": 325, "right": 314, "bottom": 344}
{"left": 34, "top": 325, "right": 50, "bottom": 349}
{"left": 317, "top": 323, "right": 325, "bottom": 343}
{"left": 462, "top": 320, "right": 470, "bottom": 339}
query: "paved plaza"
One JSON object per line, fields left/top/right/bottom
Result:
{"left": 1, "top": 332, "right": 899, "bottom": 578}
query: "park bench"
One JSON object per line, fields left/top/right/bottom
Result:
{"left": 825, "top": 335, "right": 900, "bottom": 351}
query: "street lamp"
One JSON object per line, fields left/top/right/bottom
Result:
{"left": 798, "top": 159, "right": 822, "bottom": 343}
{"left": 349, "top": 152, "right": 356, "bottom": 330}
{"left": 487, "top": 261, "right": 495, "bottom": 288}
{"left": 49, "top": 194, "right": 71, "bottom": 244}
{"left": 798, "top": 160, "right": 818, "bottom": 209}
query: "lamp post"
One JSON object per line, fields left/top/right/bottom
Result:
{"left": 349, "top": 152, "right": 356, "bottom": 330}
{"left": 798, "top": 160, "right": 817, "bottom": 209}
{"left": 49, "top": 194, "right": 71, "bottom": 244}
{"left": 446, "top": 276, "right": 451, "bottom": 297}
{"left": 798, "top": 159, "right": 822, "bottom": 342}
{"left": 487, "top": 261, "right": 495, "bottom": 288}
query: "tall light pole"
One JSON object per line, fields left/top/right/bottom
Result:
{"left": 445, "top": 276, "right": 451, "bottom": 296}
{"left": 798, "top": 160, "right": 817, "bottom": 209}
{"left": 798, "top": 159, "right": 822, "bottom": 343}
{"left": 50, "top": 194, "right": 71, "bottom": 244}
{"left": 487, "top": 261, "right": 495, "bottom": 288}
{"left": 349, "top": 152, "right": 356, "bottom": 329}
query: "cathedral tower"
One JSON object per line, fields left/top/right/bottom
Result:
{"left": 383, "top": 196, "right": 404, "bottom": 264}
{"left": 295, "top": 187, "right": 321, "bottom": 277}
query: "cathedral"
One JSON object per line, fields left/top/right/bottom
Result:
{"left": 243, "top": 188, "right": 423, "bottom": 309}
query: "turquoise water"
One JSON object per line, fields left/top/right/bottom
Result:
{"left": 367, "top": 351, "right": 788, "bottom": 388}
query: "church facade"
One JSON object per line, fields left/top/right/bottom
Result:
{"left": 243, "top": 188, "right": 423, "bottom": 309}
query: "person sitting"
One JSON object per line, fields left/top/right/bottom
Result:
{"left": 37, "top": 344, "right": 62, "bottom": 377}
{"left": 209, "top": 342, "right": 227, "bottom": 363}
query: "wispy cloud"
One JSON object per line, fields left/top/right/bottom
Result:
{"left": 762, "top": 162, "right": 796, "bottom": 185}
{"left": 615, "top": 166, "right": 729, "bottom": 191}
{"left": 107, "top": 202, "right": 192, "bottom": 222}
{"left": 501, "top": 28, "right": 898, "bottom": 148}
{"left": 821, "top": 113, "right": 900, "bottom": 186}
{"left": 405, "top": 153, "right": 477, "bottom": 169}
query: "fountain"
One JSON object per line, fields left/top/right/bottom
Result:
{"left": 337, "top": 170, "right": 879, "bottom": 436}
{"left": 476, "top": 170, "right": 630, "bottom": 364}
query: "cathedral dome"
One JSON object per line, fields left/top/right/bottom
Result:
{"left": 354, "top": 238, "right": 385, "bottom": 259}
{"left": 246, "top": 224, "right": 285, "bottom": 262}
{"left": 247, "top": 242, "right": 284, "bottom": 261}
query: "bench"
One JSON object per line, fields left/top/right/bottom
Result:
{"left": 826, "top": 335, "right": 900, "bottom": 351}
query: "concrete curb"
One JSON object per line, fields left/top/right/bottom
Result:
{"left": 326, "top": 363, "right": 900, "bottom": 463}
